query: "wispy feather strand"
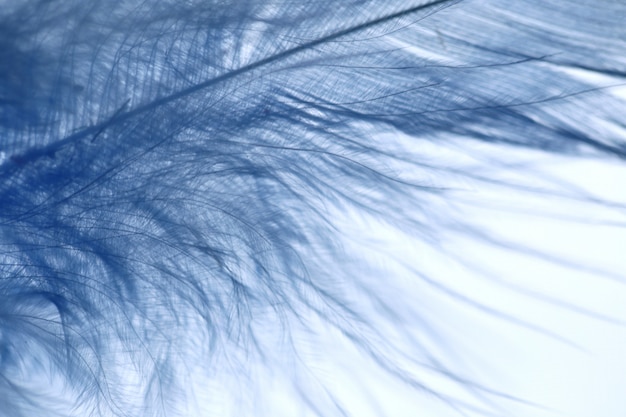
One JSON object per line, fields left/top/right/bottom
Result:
{"left": 1, "top": 0, "right": 626, "bottom": 416}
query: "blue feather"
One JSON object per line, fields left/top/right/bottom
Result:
{"left": 1, "top": 0, "right": 626, "bottom": 416}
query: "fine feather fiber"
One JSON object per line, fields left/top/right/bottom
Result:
{"left": 1, "top": 0, "right": 626, "bottom": 416}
